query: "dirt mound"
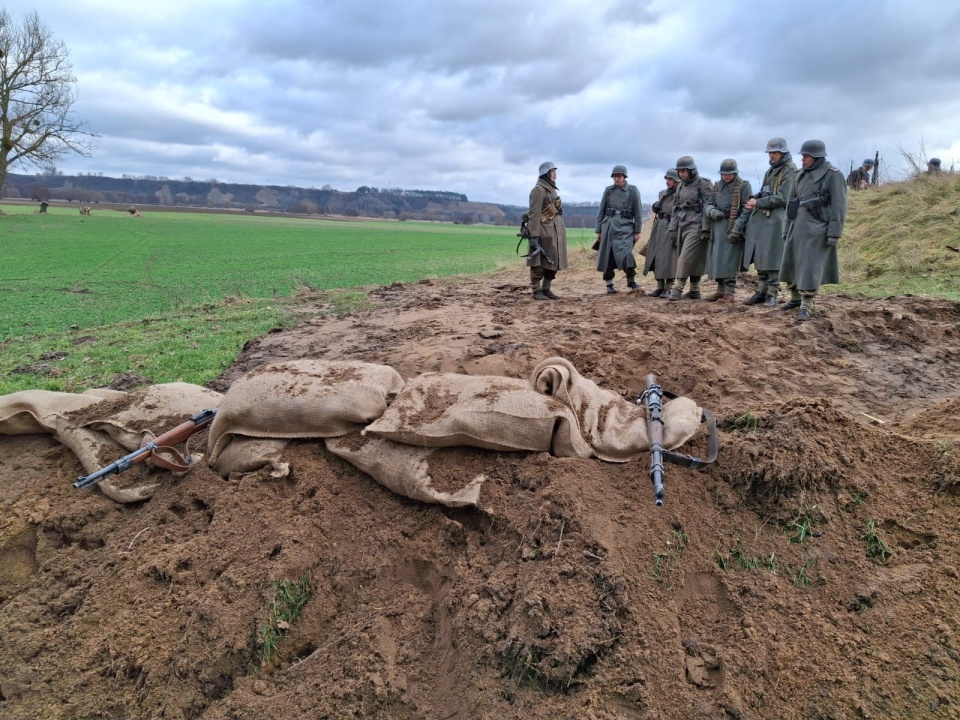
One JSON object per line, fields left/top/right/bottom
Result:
{"left": 2, "top": 258, "right": 960, "bottom": 719}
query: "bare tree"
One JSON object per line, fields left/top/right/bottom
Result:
{"left": 0, "top": 10, "right": 96, "bottom": 193}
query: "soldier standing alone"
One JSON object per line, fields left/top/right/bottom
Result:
{"left": 526, "top": 161, "right": 569, "bottom": 300}
{"left": 643, "top": 169, "right": 681, "bottom": 297}
{"left": 594, "top": 165, "right": 642, "bottom": 294}
{"left": 779, "top": 140, "right": 848, "bottom": 321}
{"left": 732, "top": 137, "right": 797, "bottom": 306}
{"left": 667, "top": 156, "right": 713, "bottom": 300}
{"left": 704, "top": 159, "right": 751, "bottom": 302}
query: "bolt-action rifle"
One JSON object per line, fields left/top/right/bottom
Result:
{"left": 637, "top": 375, "right": 718, "bottom": 506}
{"left": 73, "top": 408, "right": 218, "bottom": 489}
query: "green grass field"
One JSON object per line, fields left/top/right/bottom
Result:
{"left": 0, "top": 205, "right": 519, "bottom": 393}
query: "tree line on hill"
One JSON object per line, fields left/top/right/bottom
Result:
{"left": 1, "top": 171, "right": 645, "bottom": 227}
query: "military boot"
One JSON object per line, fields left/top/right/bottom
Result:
{"left": 744, "top": 290, "right": 766, "bottom": 305}
{"left": 627, "top": 279, "right": 640, "bottom": 291}
{"left": 763, "top": 292, "right": 779, "bottom": 306}
{"left": 668, "top": 288, "right": 682, "bottom": 301}
{"left": 647, "top": 287, "right": 664, "bottom": 297}
{"left": 606, "top": 283, "right": 617, "bottom": 294}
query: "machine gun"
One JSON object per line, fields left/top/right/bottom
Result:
{"left": 74, "top": 408, "right": 217, "bottom": 489}
{"left": 637, "top": 375, "right": 718, "bottom": 506}
{"left": 516, "top": 219, "right": 555, "bottom": 266}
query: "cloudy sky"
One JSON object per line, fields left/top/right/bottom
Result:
{"left": 6, "top": 0, "right": 960, "bottom": 204}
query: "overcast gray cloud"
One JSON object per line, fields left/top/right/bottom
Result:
{"left": 6, "top": 0, "right": 959, "bottom": 204}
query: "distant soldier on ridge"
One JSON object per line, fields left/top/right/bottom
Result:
{"left": 927, "top": 158, "right": 943, "bottom": 175}
{"left": 526, "top": 162, "right": 568, "bottom": 300}
{"left": 732, "top": 137, "right": 797, "bottom": 306}
{"left": 779, "top": 140, "right": 848, "bottom": 322}
{"left": 846, "top": 158, "right": 874, "bottom": 190}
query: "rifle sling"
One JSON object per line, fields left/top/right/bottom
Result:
{"left": 660, "top": 397, "right": 718, "bottom": 470}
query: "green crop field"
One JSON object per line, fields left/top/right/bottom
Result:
{"left": 0, "top": 205, "right": 521, "bottom": 393}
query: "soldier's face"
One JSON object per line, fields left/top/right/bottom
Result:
{"left": 665, "top": 178, "right": 677, "bottom": 189}
{"left": 549, "top": 169, "right": 557, "bottom": 182}
{"left": 801, "top": 154, "right": 816, "bottom": 169}
{"left": 768, "top": 151, "right": 783, "bottom": 164}
{"left": 613, "top": 174, "right": 626, "bottom": 187}
{"left": 678, "top": 169, "right": 690, "bottom": 181}
{"left": 721, "top": 173, "right": 735, "bottom": 183}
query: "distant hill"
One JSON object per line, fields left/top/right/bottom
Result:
{"left": 1, "top": 172, "right": 642, "bottom": 227}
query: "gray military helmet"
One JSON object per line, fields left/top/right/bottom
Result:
{"left": 675, "top": 156, "right": 697, "bottom": 171}
{"left": 719, "top": 159, "right": 738, "bottom": 175}
{"left": 929, "top": 158, "right": 942, "bottom": 167}
{"left": 765, "top": 137, "right": 789, "bottom": 153}
{"left": 863, "top": 158, "right": 875, "bottom": 167}
{"left": 611, "top": 164, "right": 628, "bottom": 177}
{"left": 538, "top": 161, "right": 557, "bottom": 176}
{"left": 665, "top": 169, "right": 681, "bottom": 182}
{"left": 799, "top": 140, "right": 827, "bottom": 158}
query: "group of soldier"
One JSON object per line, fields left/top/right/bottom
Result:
{"left": 525, "top": 138, "right": 849, "bottom": 321}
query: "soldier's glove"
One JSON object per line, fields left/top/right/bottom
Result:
{"left": 591, "top": 238, "right": 600, "bottom": 251}
{"left": 528, "top": 237, "right": 540, "bottom": 253}
{"left": 826, "top": 237, "right": 839, "bottom": 247}
{"left": 651, "top": 201, "right": 662, "bottom": 213}
{"left": 727, "top": 231, "right": 743, "bottom": 245}
{"left": 700, "top": 229, "right": 710, "bottom": 241}
{"left": 667, "top": 232, "right": 678, "bottom": 248}
{"left": 708, "top": 208, "right": 726, "bottom": 220}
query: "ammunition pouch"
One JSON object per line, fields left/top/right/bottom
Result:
{"left": 658, "top": 212, "right": 672, "bottom": 222}
{"left": 605, "top": 208, "right": 634, "bottom": 219}
{"left": 800, "top": 198, "right": 825, "bottom": 221}
{"left": 786, "top": 198, "right": 799, "bottom": 220}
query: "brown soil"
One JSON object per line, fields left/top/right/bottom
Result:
{"left": 2, "top": 255, "right": 960, "bottom": 720}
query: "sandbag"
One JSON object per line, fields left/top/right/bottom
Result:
{"left": 208, "top": 359, "right": 405, "bottom": 467}
{"left": 363, "top": 373, "right": 593, "bottom": 458}
{"left": 0, "top": 389, "right": 114, "bottom": 435}
{"left": 326, "top": 433, "right": 484, "bottom": 507}
{"left": 532, "top": 357, "right": 702, "bottom": 462}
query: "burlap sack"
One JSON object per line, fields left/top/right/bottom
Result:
{"left": 207, "top": 360, "right": 406, "bottom": 468}
{"left": 326, "top": 433, "right": 483, "bottom": 507}
{"left": 0, "top": 389, "right": 121, "bottom": 435}
{"left": 531, "top": 357, "right": 702, "bottom": 462}
{"left": 363, "top": 373, "right": 593, "bottom": 458}
{"left": 212, "top": 437, "right": 291, "bottom": 479}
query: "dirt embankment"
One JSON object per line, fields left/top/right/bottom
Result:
{"left": 2, "top": 258, "right": 960, "bottom": 719}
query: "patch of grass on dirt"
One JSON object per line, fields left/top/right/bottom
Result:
{"left": 861, "top": 520, "right": 893, "bottom": 562}
{"left": 720, "top": 410, "right": 759, "bottom": 432}
{"left": 836, "top": 174, "right": 960, "bottom": 300}
{"left": 786, "top": 504, "right": 827, "bottom": 544}
{"left": 258, "top": 575, "right": 312, "bottom": 666}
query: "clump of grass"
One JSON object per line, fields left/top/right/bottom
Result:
{"left": 786, "top": 504, "right": 826, "bottom": 544}
{"left": 862, "top": 521, "right": 893, "bottom": 562}
{"left": 722, "top": 410, "right": 759, "bottom": 432}
{"left": 258, "top": 575, "right": 312, "bottom": 665}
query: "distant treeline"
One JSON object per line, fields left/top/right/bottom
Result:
{"left": 1, "top": 172, "right": 645, "bottom": 226}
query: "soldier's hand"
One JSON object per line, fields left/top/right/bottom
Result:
{"left": 667, "top": 232, "right": 678, "bottom": 248}
{"left": 745, "top": 198, "right": 758, "bottom": 210}
{"left": 708, "top": 208, "right": 725, "bottom": 220}
{"left": 632, "top": 232, "right": 640, "bottom": 246}
{"left": 727, "top": 231, "right": 743, "bottom": 245}
{"left": 826, "top": 237, "right": 839, "bottom": 247}
{"left": 700, "top": 229, "right": 710, "bottom": 240}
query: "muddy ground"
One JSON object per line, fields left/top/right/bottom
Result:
{"left": 2, "top": 250, "right": 960, "bottom": 719}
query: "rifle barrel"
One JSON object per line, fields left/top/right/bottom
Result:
{"left": 642, "top": 374, "right": 666, "bottom": 506}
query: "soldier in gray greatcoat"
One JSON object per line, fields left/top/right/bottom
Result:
{"left": 779, "top": 140, "right": 848, "bottom": 321}
{"left": 594, "top": 165, "right": 642, "bottom": 294}
{"left": 667, "top": 156, "right": 713, "bottom": 300}
{"left": 732, "top": 137, "right": 797, "bottom": 306}
{"left": 846, "top": 159, "right": 873, "bottom": 190}
{"left": 704, "top": 159, "right": 751, "bottom": 302}
{"left": 527, "top": 161, "right": 569, "bottom": 300}
{"left": 643, "top": 169, "right": 680, "bottom": 297}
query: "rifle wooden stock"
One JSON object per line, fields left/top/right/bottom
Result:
{"left": 73, "top": 408, "right": 217, "bottom": 489}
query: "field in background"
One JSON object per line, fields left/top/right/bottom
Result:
{"left": 0, "top": 206, "right": 524, "bottom": 393}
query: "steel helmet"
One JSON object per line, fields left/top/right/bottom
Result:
{"left": 799, "top": 140, "right": 827, "bottom": 158}
{"left": 611, "top": 164, "right": 628, "bottom": 177}
{"left": 538, "top": 161, "right": 557, "bottom": 176}
{"left": 719, "top": 159, "right": 738, "bottom": 175}
{"left": 929, "top": 157, "right": 942, "bottom": 167}
{"left": 863, "top": 158, "right": 875, "bottom": 167}
{"left": 665, "top": 169, "right": 680, "bottom": 182}
{"left": 765, "top": 137, "right": 789, "bottom": 153}
{"left": 676, "top": 156, "right": 697, "bottom": 171}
